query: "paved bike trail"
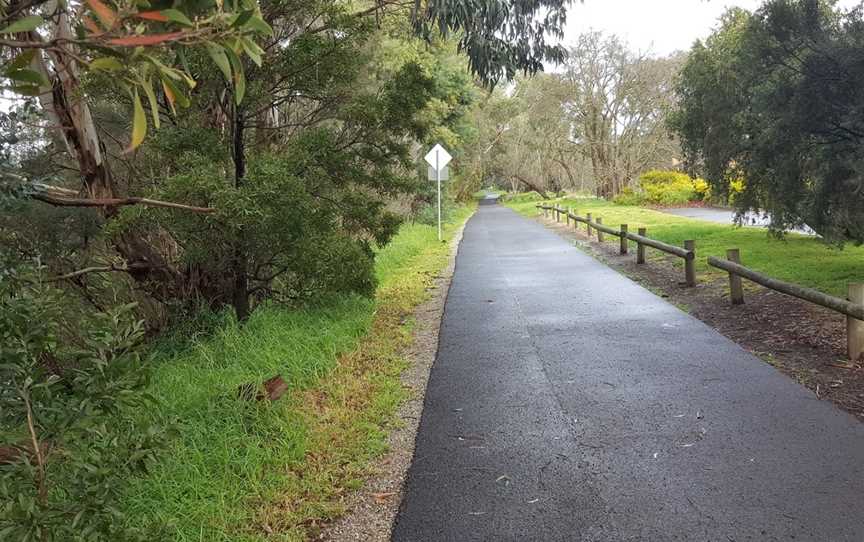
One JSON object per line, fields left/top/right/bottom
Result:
{"left": 391, "top": 201, "right": 864, "bottom": 541}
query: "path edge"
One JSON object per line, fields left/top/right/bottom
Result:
{"left": 321, "top": 213, "right": 472, "bottom": 541}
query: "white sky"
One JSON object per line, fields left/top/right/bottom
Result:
{"left": 562, "top": 0, "right": 862, "bottom": 57}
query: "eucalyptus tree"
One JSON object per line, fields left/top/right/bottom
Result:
{"left": 2, "top": 0, "right": 574, "bottom": 322}
{"left": 414, "top": 0, "right": 569, "bottom": 87}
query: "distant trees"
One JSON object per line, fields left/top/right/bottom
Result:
{"left": 562, "top": 33, "right": 683, "bottom": 198}
{"left": 671, "top": 0, "right": 864, "bottom": 242}
{"left": 471, "top": 33, "right": 682, "bottom": 198}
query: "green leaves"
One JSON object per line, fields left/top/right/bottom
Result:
{"left": 0, "top": 15, "right": 43, "bottom": 34}
{"left": 89, "top": 57, "right": 124, "bottom": 71}
{"left": 3, "top": 50, "right": 47, "bottom": 95}
{"left": 160, "top": 9, "right": 193, "bottom": 27}
{"left": 240, "top": 36, "right": 264, "bottom": 67}
{"left": 207, "top": 44, "right": 232, "bottom": 81}
{"left": 0, "top": 278, "right": 164, "bottom": 541}
{"left": 223, "top": 45, "right": 246, "bottom": 104}
{"left": 120, "top": 57, "right": 199, "bottom": 150}
{"left": 243, "top": 15, "right": 273, "bottom": 36}
{"left": 126, "top": 89, "right": 147, "bottom": 152}
{"left": 141, "top": 78, "right": 161, "bottom": 129}
{"left": 413, "top": 0, "right": 568, "bottom": 87}
{"left": 6, "top": 68, "right": 46, "bottom": 86}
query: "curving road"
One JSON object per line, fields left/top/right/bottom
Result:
{"left": 391, "top": 200, "right": 864, "bottom": 541}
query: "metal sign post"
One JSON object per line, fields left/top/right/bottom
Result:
{"left": 436, "top": 152, "right": 441, "bottom": 240}
{"left": 424, "top": 143, "right": 452, "bottom": 241}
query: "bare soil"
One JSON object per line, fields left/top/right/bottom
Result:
{"left": 539, "top": 214, "right": 864, "bottom": 420}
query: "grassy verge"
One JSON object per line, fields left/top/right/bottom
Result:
{"left": 120, "top": 205, "right": 475, "bottom": 541}
{"left": 504, "top": 195, "right": 864, "bottom": 296}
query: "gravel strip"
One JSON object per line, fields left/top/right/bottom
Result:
{"left": 319, "top": 222, "right": 468, "bottom": 542}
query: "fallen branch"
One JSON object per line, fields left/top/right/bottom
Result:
{"left": 513, "top": 175, "right": 549, "bottom": 199}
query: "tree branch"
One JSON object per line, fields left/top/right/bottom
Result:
{"left": 46, "top": 262, "right": 151, "bottom": 282}
{"left": 29, "top": 183, "right": 215, "bottom": 213}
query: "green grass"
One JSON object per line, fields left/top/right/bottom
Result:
{"left": 120, "top": 204, "right": 475, "bottom": 541}
{"left": 471, "top": 187, "right": 499, "bottom": 199}
{"left": 505, "top": 196, "right": 864, "bottom": 296}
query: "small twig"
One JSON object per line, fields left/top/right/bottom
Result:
{"left": 23, "top": 392, "right": 47, "bottom": 505}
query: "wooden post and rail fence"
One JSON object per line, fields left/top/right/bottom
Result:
{"left": 707, "top": 252, "right": 864, "bottom": 360}
{"left": 537, "top": 203, "right": 696, "bottom": 287}
{"left": 535, "top": 202, "right": 864, "bottom": 360}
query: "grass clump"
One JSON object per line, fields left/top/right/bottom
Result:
{"left": 506, "top": 197, "right": 864, "bottom": 296}
{"left": 119, "top": 204, "right": 475, "bottom": 541}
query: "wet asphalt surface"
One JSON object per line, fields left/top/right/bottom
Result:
{"left": 391, "top": 201, "right": 864, "bottom": 541}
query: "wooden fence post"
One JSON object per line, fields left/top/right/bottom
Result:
{"left": 596, "top": 217, "right": 604, "bottom": 242}
{"left": 637, "top": 227, "right": 646, "bottom": 264}
{"left": 556, "top": 205, "right": 561, "bottom": 222}
{"left": 586, "top": 212, "right": 593, "bottom": 235}
{"left": 684, "top": 240, "right": 696, "bottom": 286}
{"left": 727, "top": 248, "right": 744, "bottom": 304}
{"left": 848, "top": 283, "right": 864, "bottom": 361}
{"left": 566, "top": 207, "right": 571, "bottom": 226}
{"left": 572, "top": 210, "right": 578, "bottom": 229}
{"left": 619, "top": 224, "right": 628, "bottom": 255}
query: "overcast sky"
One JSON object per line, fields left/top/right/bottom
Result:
{"left": 561, "top": 0, "right": 862, "bottom": 57}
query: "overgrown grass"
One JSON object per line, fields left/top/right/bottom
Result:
{"left": 505, "top": 197, "right": 864, "bottom": 296}
{"left": 120, "top": 204, "right": 475, "bottom": 541}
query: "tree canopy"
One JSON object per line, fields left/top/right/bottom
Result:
{"left": 671, "top": 0, "right": 864, "bottom": 242}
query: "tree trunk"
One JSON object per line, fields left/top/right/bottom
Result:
{"left": 231, "top": 107, "right": 250, "bottom": 322}
{"left": 30, "top": 4, "right": 185, "bottom": 297}
{"left": 514, "top": 175, "right": 549, "bottom": 199}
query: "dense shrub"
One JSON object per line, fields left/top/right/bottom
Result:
{"left": 729, "top": 178, "right": 745, "bottom": 204}
{"left": 0, "top": 264, "right": 166, "bottom": 541}
{"left": 638, "top": 170, "right": 697, "bottom": 205}
{"left": 692, "top": 178, "right": 711, "bottom": 201}
{"left": 414, "top": 199, "right": 454, "bottom": 226}
{"left": 612, "top": 187, "right": 646, "bottom": 206}
{"left": 612, "top": 170, "right": 714, "bottom": 206}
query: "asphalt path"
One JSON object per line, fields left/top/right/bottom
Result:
{"left": 391, "top": 200, "right": 864, "bottom": 541}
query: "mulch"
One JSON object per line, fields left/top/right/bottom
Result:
{"left": 539, "top": 214, "right": 864, "bottom": 420}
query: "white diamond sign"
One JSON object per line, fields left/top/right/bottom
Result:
{"left": 424, "top": 143, "right": 452, "bottom": 242}
{"left": 424, "top": 143, "right": 452, "bottom": 171}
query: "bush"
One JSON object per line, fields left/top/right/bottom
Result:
{"left": 503, "top": 191, "right": 544, "bottom": 203}
{"left": 693, "top": 178, "right": 711, "bottom": 201}
{"left": 0, "top": 265, "right": 166, "bottom": 541}
{"left": 729, "top": 178, "right": 745, "bottom": 204}
{"left": 636, "top": 170, "right": 700, "bottom": 205}
{"left": 414, "top": 197, "right": 455, "bottom": 226}
{"left": 612, "top": 187, "right": 646, "bottom": 206}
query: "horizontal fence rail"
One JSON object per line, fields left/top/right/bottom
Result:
{"left": 624, "top": 231, "right": 692, "bottom": 260}
{"left": 537, "top": 203, "right": 696, "bottom": 286}
{"left": 535, "top": 203, "right": 864, "bottom": 360}
{"left": 708, "top": 250, "right": 864, "bottom": 360}
{"left": 707, "top": 255, "right": 864, "bottom": 320}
